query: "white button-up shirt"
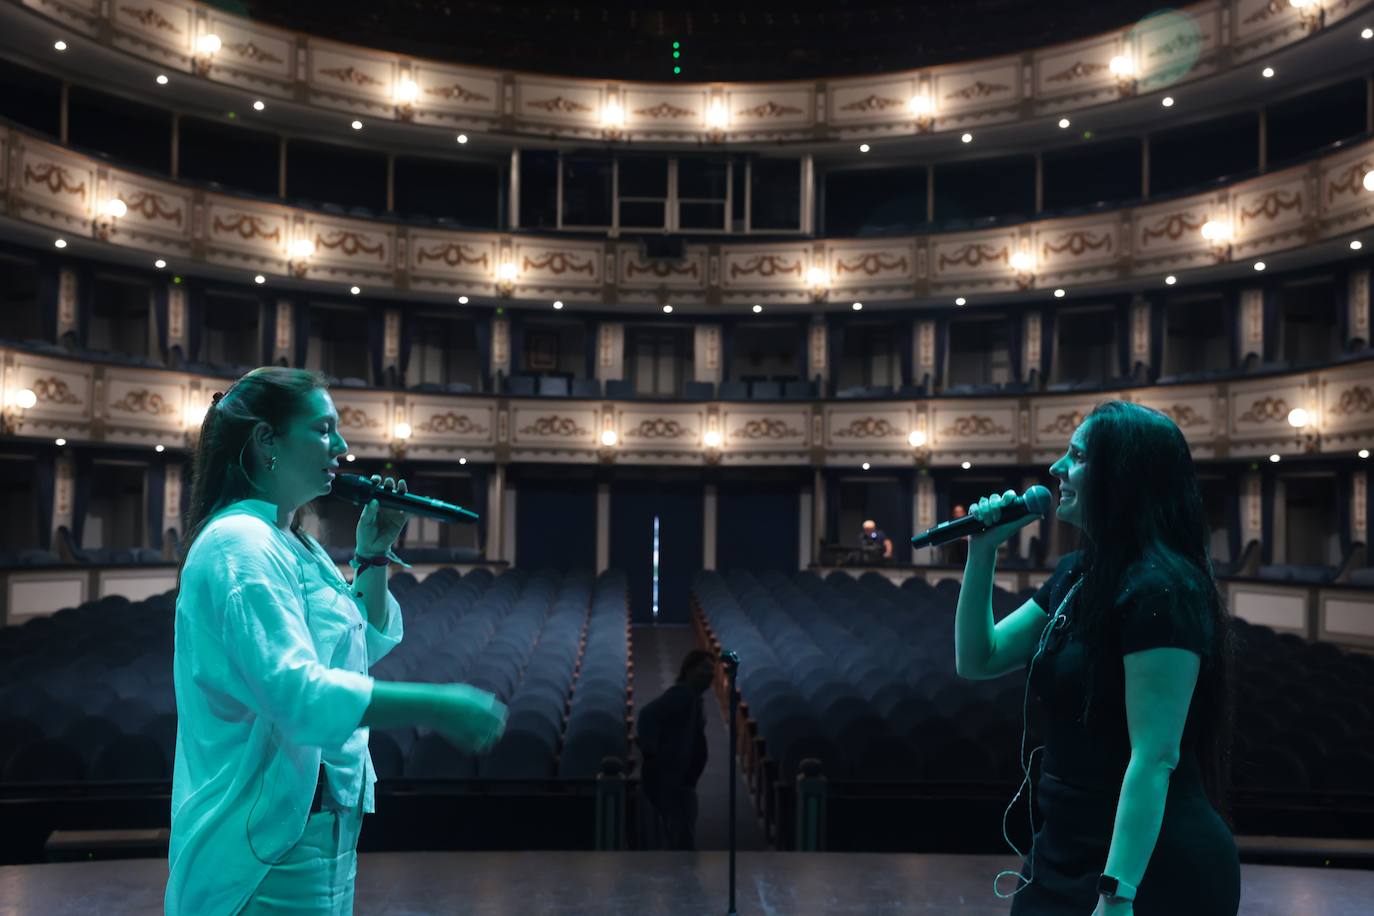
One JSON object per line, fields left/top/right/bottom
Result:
{"left": 166, "top": 498, "right": 403, "bottom": 916}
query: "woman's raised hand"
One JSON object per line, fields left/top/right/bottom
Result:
{"left": 967, "top": 488, "right": 1039, "bottom": 553}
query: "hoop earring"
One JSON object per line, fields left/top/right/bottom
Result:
{"left": 237, "top": 439, "right": 271, "bottom": 494}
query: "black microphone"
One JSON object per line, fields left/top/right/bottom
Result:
{"left": 329, "top": 473, "right": 479, "bottom": 524}
{"left": 909, "top": 485, "right": 1053, "bottom": 550}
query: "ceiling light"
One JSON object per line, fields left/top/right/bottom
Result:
{"left": 852, "top": 301, "right": 863, "bottom": 311}
{"left": 253, "top": 100, "right": 265, "bottom": 111}
{"left": 155, "top": 444, "right": 165, "bottom": 453}
{"left": 55, "top": 438, "right": 66, "bottom": 446}
{"left": 601, "top": 99, "right": 624, "bottom": 128}
{"left": 707, "top": 100, "right": 729, "bottom": 128}
{"left": 394, "top": 422, "right": 412, "bottom": 440}
{"left": 1010, "top": 251, "right": 1033, "bottom": 272}
{"left": 859, "top": 143, "right": 870, "bottom": 153}
{"left": 1053, "top": 288, "right": 1065, "bottom": 298}
{"left": 14, "top": 389, "right": 37, "bottom": 409}
{"left": 197, "top": 34, "right": 221, "bottom": 55}
{"left": 662, "top": 304, "right": 673, "bottom": 314}
{"left": 1261, "top": 67, "right": 1274, "bottom": 78}
{"left": 458, "top": 295, "right": 469, "bottom": 304}
{"left": 459, "top": 457, "right": 467, "bottom": 465}
{"left": 861, "top": 462, "right": 871, "bottom": 470}
{"left": 350, "top": 285, "right": 361, "bottom": 295}
{"left": 1162, "top": 96, "right": 1175, "bottom": 108}
{"left": 1359, "top": 449, "right": 1370, "bottom": 458}
{"left": 1363, "top": 27, "right": 1373, "bottom": 39}
{"left": 1287, "top": 407, "right": 1310, "bottom": 429}
{"left": 601, "top": 429, "right": 618, "bottom": 447}
{"left": 1165, "top": 275, "right": 1177, "bottom": 285}
{"left": 553, "top": 300, "right": 563, "bottom": 309}
{"left": 345, "top": 453, "right": 356, "bottom": 462}
{"left": 1200, "top": 219, "right": 1231, "bottom": 241}
{"left": 54, "top": 238, "right": 67, "bottom": 248}
{"left": 752, "top": 304, "right": 762, "bottom": 314}
{"left": 961, "top": 132, "right": 972, "bottom": 143}
{"left": 961, "top": 461, "right": 972, "bottom": 470}
{"left": 350, "top": 119, "right": 363, "bottom": 130}
{"left": 457, "top": 134, "right": 468, "bottom": 143}
{"left": 1253, "top": 261, "right": 1266, "bottom": 271}
{"left": 156, "top": 74, "right": 168, "bottom": 85}
{"left": 154, "top": 259, "right": 167, "bottom": 269}
{"left": 1352, "top": 240, "right": 1364, "bottom": 251}
{"left": 53, "top": 40, "right": 67, "bottom": 51}
{"left": 1268, "top": 454, "right": 1281, "bottom": 463}
{"left": 254, "top": 274, "right": 266, "bottom": 284}
{"left": 955, "top": 297, "right": 966, "bottom": 306}
{"left": 1058, "top": 118, "right": 1070, "bottom": 129}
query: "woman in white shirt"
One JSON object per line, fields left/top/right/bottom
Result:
{"left": 167, "top": 367, "right": 507, "bottom": 916}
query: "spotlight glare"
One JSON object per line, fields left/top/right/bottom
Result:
{"left": 459, "top": 457, "right": 467, "bottom": 465}
{"left": 862, "top": 462, "right": 871, "bottom": 471}
{"left": 1363, "top": 27, "right": 1373, "bottom": 39}
{"left": 1268, "top": 453, "right": 1281, "bottom": 463}
{"left": 155, "top": 444, "right": 165, "bottom": 452}
{"left": 703, "top": 430, "right": 722, "bottom": 448}
{"left": 1364, "top": 170, "right": 1374, "bottom": 192}
{"left": 1359, "top": 449, "right": 1370, "bottom": 458}
{"left": 350, "top": 285, "right": 361, "bottom": 295}
{"left": 197, "top": 34, "right": 221, "bottom": 55}
{"left": 253, "top": 100, "right": 265, "bottom": 111}
{"left": 908, "top": 430, "right": 926, "bottom": 448}
{"left": 961, "top": 461, "right": 972, "bottom": 470}
{"left": 752, "top": 304, "right": 762, "bottom": 314}
{"left": 54, "top": 40, "right": 67, "bottom": 51}
{"left": 1058, "top": 117, "right": 1070, "bottom": 129}
{"left": 156, "top": 74, "right": 168, "bottom": 85}
{"left": 1162, "top": 96, "right": 1175, "bottom": 108}
{"left": 1109, "top": 55, "right": 1133, "bottom": 75}
{"left": 601, "top": 429, "right": 619, "bottom": 447}
{"left": 458, "top": 296, "right": 469, "bottom": 304}
{"left": 345, "top": 453, "right": 356, "bottom": 462}
{"left": 553, "top": 300, "right": 563, "bottom": 310}
{"left": 960, "top": 132, "right": 972, "bottom": 143}
{"left": 55, "top": 437, "right": 66, "bottom": 446}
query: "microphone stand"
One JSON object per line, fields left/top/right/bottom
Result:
{"left": 721, "top": 649, "right": 740, "bottom": 916}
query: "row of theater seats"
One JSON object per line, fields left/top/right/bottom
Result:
{"left": 692, "top": 570, "right": 1374, "bottom": 796}
{"left": 0, "top": 568, "right": 632, "bottom": 786}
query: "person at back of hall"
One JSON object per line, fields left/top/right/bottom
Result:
{"left": 860, "top": 519, "right": 894, "bottom": 564}
{"left": 635, "top": 649, "right": 716, "bottom": 850}
{"left": 943, "top": 505, "right": 970, "bottom": 566}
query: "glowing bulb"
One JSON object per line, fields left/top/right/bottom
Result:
{"left": 955, "top": 297, "right": 966, "bottom": 306}
{"left": 154, "top": 259, "right": 167, "bottom": 269}
{"left": 1109, "top": 55, "right": 1134, "bottom": 75}
{"left": 907, "top": 95, "right": 931, "bottom": 115}
{"left": 1053, "top": 288, "right": 1065, "bottom": 298}
{"left": 290, "top": 238, "right": 316, "bottom": 259}
{"left": 908, "top": 430, "right": 926, "bottom": 448}
{"left": 707, "top": 100, "right": 728, "bottom": 128}
{"left": 1268, "top": 454, "right": 1281, "bottom": 463}
{"left": 350, "top": 119, "right": 363, "bottom": 130}
{"left": 601, "top": 429, "right": 618, "bottom": 447}
{"left": 961, "top": 132, "right": 972, "bottom": 143}
{"left": 14, "top": 388, "right": 37, "bottom": 409}
{"left": 154, "top": 444, "right": 165, "bottom": 453}
{"left": 1359, "top": 449, "right": 1370, "bottom": 459}
{"left": 852, "top": 302, "right": 863, "bottom": 311}
{"left": 1058, "top": 118, "right": 1070, "bottom": 129}
{"left": 1363, "top": 171, "right": 1374, "bottom": 192}
{"left": 1010, "top": 251, "right": 1033, "bottom": 272}
{"left": 197, "top": 33, "right": 221, "bottom": 55}
{"left": 54, "top": 238, "right": 67, "bottom": 249}
{"left": 184, "top": 402, "right": 207, "bottom": 428}
{"left": 1261, "top": 67, "right": 1274, "bottom": 78}
{"left": 862, "top": 462, "right": 871, "bottom": 471}
{"left": 961, "top": 461, "right": 972, "bottom": 470}
{"left": 55, "top": 438, "right": 66, "bottom": 446}
{"left": 459, "top": 457, "right": 467, "bottom": 465}
{"left": 346, "top": 453, "right": 356, "bottom": 462}
{"left": 156, "top": 74, "right": 168, "bottom": 85}
{"left": 601, "top": 99, "right": 624, "bottom": 127}
{"left": 395, "top": 79, "right": 419, "bottom": 103}
{"left": 752, "top": 304, "right": 762, "bottom": 314}
{"left": 1165, "top": 275, "right": 1177, "bottom": 286}
{"left": 458, "top": 296, "right": 469, "bottom": 304}
{"left": 253, "top": 100, "right": 265, "bottom": 111}
{"left": 1162, "top": 96, "right": 1175, "bottom": 108}
{"left": 1253, "top": 261, "right": 1266, "bottom": 271}
{"left": 498, "top": 262, "right": 518, "bottom": 281}
{"left": 662, "top": 304, "right": 673, "bottom": 314}
{"left": 394, "top": 422, "right": 412, "bottom": 440}
{"left": 553, "top": 300, "right": 563, "bottom": 310}
{"left": 53, "top": 40, "right": 67, "bottom": 51}
{"left": 254, "top": 274, "right": 266, "bottom": 284}
{"left": 807, "top": 266, "right": 829, "bottom": 287}
{"left": 703, "top": 430, "right": 722, "bottom": 448}
{"left": 1200, "top": 220, "right": 1231, "bottom": 241}
{"left": 1287, "top": 407, "right": 1310, "bottom": 428}
{"left": 104, "top": 198, "right": 127, "bottom": 218}
{"left": 859, "top": 143, "right": 870, "bottom": 153}
{"left": 1352, "top": 241, "right": 1364, "bottom": 251}
{"left": 457, "top": 134, "right": 468, "bottom": 143}
{"left": 1363, "top": 27, "right": 1373, "bottom": 40}
{"left": 350, "top": 285, "right": 361, "bottom": 295}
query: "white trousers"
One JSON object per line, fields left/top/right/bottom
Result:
{"left": 239, "top": 799, "right": 364, "bottom": 916}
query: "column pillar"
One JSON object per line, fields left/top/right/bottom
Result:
{"left": 1024, "top": 311, "right": 1043, "bottom": 386}
{"left": 278, "top": 137, "right": 288, "bottom": 199}
{"left": 703, "top": 483, "right": 718, "bottom": 571}
{"left": 1353, "top": 471, "right": 1368, "bottom": 551}
{"left": 508, "top": 149, "right": 521, "bottom": 230}
{"left": 914, "top": 319, "right": 936, "bottom": 392}
{"left": 1141, "top": 135, "right": 1150, "bottom": 200}
{"left": 167, "top": 284, "right": 187, "bottom": 358}
{"left": 272, "top": 299, "right": 294, "bottom": 365}
{"left": 694, "top": 324, "right": 722, "bottom": 385}
{"left": 57, "top": 268, "right": 79, "bottom": 342}
{"left": 170, "top": 113, "right": 180, "bottom": 179}
{"left": 596, "top": 322, "right": 624, "bottom": 382}
{"left": 1241, "top": 473, "right": 1263, "bottom": 552}
{"left": 914, "top": 473, "right": 935, "bottom": 567}
{"left": 808, "top": 318, "right": 827, "bottom": 386}
{"left": 1034, "top": 151, "right": 1044, "bottom": 214}
{"left": 1347, "top": 269, "right": 1370, "bottom": 349}
{"left": 382, "top": 308, "right": 402, "bottom": 382}
{"left": 813, "top": 469, "right": 826, "bottom": 565}
{"left": 385, "top": 153, "right": 395, "bottom": 213}
{"left": 1129, "top": 294, "right": 1150, "bottom": 378}
{"left": 163, "top": 463, "right": 184, "bottom": 547}
{"left": 52, "top": 453, "right": 75, "bottom": 548}
{"left": 1239, "top": 288, "right": 1264, "bottom": 363}
{"left": 596, "top": 481, "right": 610, "bottom": 573}
{"left": 799, "top": 483, "right": 813, "bottom": 570}
{"left": 491, "top": 315, "right": 511, "bottom": 378}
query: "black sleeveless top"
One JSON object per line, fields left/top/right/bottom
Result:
{"left": 1028, "top": 550, "right": 1214, "bottom": 793}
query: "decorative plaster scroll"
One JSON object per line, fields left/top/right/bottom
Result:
{"left": 834, "top": 253, "right": 909, "bottom": 276}
{"left": 940, "top": 415, "right": 1010, "bottom": 437}
{"left": 944, "top": 81, "right": 1010, "bottom": 100}
{"left": 833, "top": 417, "right": 899, "bottom": 438}
{"left": 108, "top": 389, "right": 177, "bottom": 415}
{"left": 425, "top": 83, "right": 491, "bottom": 103}
{"left": 416, "top": 412, "right": 489, "bottom": 435}
{"left": 635, "top": 102, "right": 696, "bottom": 119}
{"left": 125, "top": 191, "right": 184, "bottom": 225}
{"left": 31, "top": 377, "right": 82, "bottom": 405}
{"left": 1141, "top": 213, "right": 1206, "bottom": 244}
{"left": 1326, "top": 162, "right": 1373, "bottom": 204}
{"left": 735, "top": 101, "right": 802, "bottom": 118}
{"left": 1239, "top": 190, "right": 1302, "bottom": 225}
{"left": 338, "top": 405, "right": 384, "bottom": 430}
{"left": 519, "top": 415, "right": 589, "bottom": 437}
{"left": 522, "top": 251, "right": 595, "bottom": 276}
{"left": 839, "top": 95, "right": 906, "bottom": 113}
{"left": 1149, "top": 32, "right": 1207, "bottom": 58}
{"left": 24, "top": 163, "right": 86, "bottom": 197}
{"left": 630, "top": 418, "right": 691, "bottom": 439}
{"left": 938, "top": 244, "right": 1007, "bottom": 270}
{"left": 213, "top": 213, "right": 281, "bottom": 243}
{"left": 526, "top": 96, "right": 592, "bottom": 113}
{"left": 416, "top": 242, "right": 489, "bottom": 268}
{"left": 1041, "top": 231, "right": 1112, "bottom": 258}
{"left": 626, "top": 260, "right": 700, "bottom": 279}
{"left": 1047, "top": 60, "right": 1109, "bottom": 83}
{"left": 1152, "top": 404, "right": 1210, "bottom": 427}
{"left": 226, "top": 42, "right": 282, "bottom": 64}
{"left": 316, "top": 231, "right": 386, "bottom": 259}
{"left": 731, "top": 418, "right": 802, "bottom": 439}
{"left": 1328, "top": 386, "right": 1373, "bottom": 417}
{"left": 1238, "top": 396, "right": 1290, "bottom": 423}
{"left": 120, "top": 6, "right": 180, "bottom": 32}
{"left": 729, "top": 255, "right": 803, "bottom": 279}
{"left": 1242, "top": 0, "right": 1288, "bottom": 25}
{"left": 319, "top": 66, "right": 383, "bottom": 87}
{"left": 1039, "top": 410, "right": 1087, "bottom": 435}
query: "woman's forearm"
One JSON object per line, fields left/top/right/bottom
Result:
{"left": 1102, "top": 755, "right": 1174, "bottom": 892}
{"left": 352, "top": 561, "right": 390, "bottom": 630}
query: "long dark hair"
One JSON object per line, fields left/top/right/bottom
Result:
{"left": 178, "top": 367, "right": 330, "bottom": 581}
{"left": 1070, "top": 400, "right": 1234, "bottom": 818}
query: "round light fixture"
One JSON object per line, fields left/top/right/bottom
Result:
{"left": 253, "top": 100, "right": 265, "bottom": 111}
{"left": 1058, "top": 118, "right": 1071, "bottom": 129}
{"left": 553, "top": 300, "right": 563, "bottom": 310}
{"left": 960, "top": 132, "right": 972, "bottom": 143}
{"left": 350, "top": 286, "right": 361, "bottom": 295}
{"left": 54, "top": 40, "right": 67, "bottom": 51}
{"left": 601, "top": 429, "right": 619, "bottom": 447}
{"left": 1268, "top": 454, "right": 1281, "bottom": 463}
{"left": 1253, "top": 261, "right": 1266, "bottom": 271}
{"left": 861, "top": 462, "right": 871, "bottom": 471}
{"left": 350, "top": 119, "right": 363, "bottom": 130}
{"left": 1165, "top": 275, "right": 1177, "bottom": 285}
{"left": 859, "top": 143, "right": 870, "bottom": 153}
{"left": 394, "top": 423, "right": 412, "bottom": 441}
{"left": 14, "top": 389, "right": 37, "bottom": 409}
{"left": 752, "top": 304, "right": 762, "bottom": 314}
{"left": 1359, "top": 449, "right": 1370, "bottom": 458}
{"left": 459, "top": 457, "right": 467, "bottom": 465}
{"left": 254, "top": 274, "right": 266, "bottom": 284}
{"left": 156, "top": 74, "right": 168, "bottom": 85}
{"left": 155, "top": 444, "right": 165, "bottom": 453}
{"left": 662, "top": 304, "right": 673, "bottom": 314}
{"left": 154, "top": 259, "right": 167, "bottom": 269}
{"left": 1053, "top": 288, "right": 1065, "bottom": 298}
{"left": 458, "top": 296, "right": 469, "bottom": 304}
{"left": 961, "top": 461, "right": 972, "bottom": 470}
{"left": 345, "top": 453, "right": 356, "bottom": 462}
{"left": 955, "top": 297, "right": 966, "bottom": 306}
{"left": 1262, "top": 67, "right": 1275, "bottom": 78}
{"left": 1352, "top": 240, "right": 1364, "bottom": 251}
{"left": 457, "top": 134, "right": 468, "bottom": 144}
{"left": 55, "top": 438, "right": 66, "bottom": 446}
{"left": 703, "top": 430, "right": 722, "bottom": 448}
{"left": 852, "top": 302, "right": 863, "bottom": 311}
{"left": 54, "top": 239, "right": 67, "bottom": 249}
{"left": 1287, "top": 408, "right": 1310, "bottom": 428}
{"left": 197, "top": 34, "right": 222, "bottom": 55}
{"left": 908, "top": 430, "right": 926, "bottom": 448}
{"left": 1162, "top": 96, "right": 1175, "bottom": 107}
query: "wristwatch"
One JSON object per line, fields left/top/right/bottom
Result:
{"left": 1097, "top": 874, "right": 1137, "bottom": 902}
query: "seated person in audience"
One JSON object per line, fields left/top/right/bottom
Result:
{"left": 955, "top": 399, "right": 1238, "bottom": 916}
{"left": 860, "top": 519, "right": 894, "bottom": 564}
{"left": 943, "top": 505, "right": 970, "bottom": 566}
{"left": 635, "top": 649, "right": 715, "bottom": 850}
{"left": 168, "top": 367, "right": 506, "bottom": 916}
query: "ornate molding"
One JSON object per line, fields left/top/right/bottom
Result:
{"left": 526, "top": 96, "right": 592, "bottom": 114}
{"left": 1326, "top": 162, "right": 1373, "bottom": 203}
{"left": 1240, "top": 190, "right": 1302, "bottom": 225}
{"left": 212, "top": 213, "right": 281, "bottom": 243}
{"left": 729, "top": 255, "right": 803, "bottom": 279}
{"left": 416, "top": 242, "right": 489, "bottom": 269}
{"left": 125, "top": 191, "right": 184, "bottom": 225}
{"left": 522, "top": 251, "right": 595, "bottom": 276}
{"left": 416, "top": 411, "right": 489, "bottom": 435}
{"left": 1047, "top": 60, "right": 1109, "bottom": 83}
{"left": 1042, "top": 231, "right": 1112, "bottom": 258}
{"left": 629, "top": 417, "right": 691, "bottom": 439}
{"left": 940, "top": 415, "right": 1010, "bottom": 437}
{"left": 31, "top": 377, "right": 82, "bottom": 405}
{"left": 519, "top": 415, "right": 589, "bottom": 437}
{"left": 108, "top": 389, "right": 177, "bottom": 416}
{"left": 1153, "top": 404, "right": 1209, "bottom": 428}
{"left": 425, "top": 83, "right": 491, "bottom": 103}
{"left": 834, "top": 253, "right": 910, "bottom": 276}
{"left": 338, "top": 405, "right": 384, "bottom": 430}
{"left": 833, "top": 416, "right": 899, "bottom": 439}
{"left": 1039, "top": 410, "right": 1086, "bottom": 436}
{"left": 634, "top": 101, "right": 696, "bottom": 119}
{"left": 24, "top": 163, "right": 86, "bottom": 198}
{"left": 1242, "top": 0, "right": 1287, "bottom": 25}
{"left": 839, "top": 94, "right": 906, "bottom": 113}
{"left": 944, "top": 81, "right": 1010, "bottom": 100}
{"left": 316, "top": 231, "right": 386, "bottom": 259}
{"left": 226, "top": 42, "right": 283, "bottom": 64}
{"left": 1141, "top": 213, "right": 1205, "bottom": 244}
{"left": 626, "top": 259, "right": 700, "bottom": 279}
{"left": 1329, "top": 386, "right": 1374, "bottom": 417}
{"left": 938, "top": 243, "right": 1007, "bottom": 270}
{"left": 735, "top": 101, "right": 802, "bottom": 118}
{"left": 732, "top": 418, "right": 802, "bottom": 440}
{"left": 120, "top": 5, "right": 180, "bottom": 32}
{"left": 1239, "top": 396, "right": 1289, "bottom": 424}
{"left": 319, "top": 66, "right": 383, "bottom": 87}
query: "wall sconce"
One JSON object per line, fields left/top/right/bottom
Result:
{"left": 703, "top": 427, "right": 723, "bottom": 464}
{"left": 496, "top": 260, "right": 518, "bottom": 297}
{"left": 2, "top": 387, "right": 37, "bottom": 435}
{"left": 289, "top": 237, "right": 315, "bottom": 278}
{"left": 807, "top": 266, "right": 830, "bottom": 302}
{"left": 1289, "top": 0, "right": 1324, "bottom": 32}
{"left": 1108, "top": 54, "right": 1137, "bottom": 96}
{"left": 601, "top": 98, "right": 625, "bottom": 140}
{"left": 395, "top": 78, "right": 420, "bottom": 121}
{"left": 193, "top": 32, "right": 221, "bottom": 76}
{"left": 705, "top": 99, "right": 728, "bottom": 143}
{"left": 95, "top": 197, "right": 127, "bottom": 240}
{"left": 907, "top": 94, "right": 934, "bottom": 132}
{"left": 1364, "top": 170, "right": 1374, "bottom": 193}
{"left": 183, "top": 396, "right": 210, "bottom": 446}
{"left": 908, "top": 428, "right": 931, "bottom": 466}
{"left": 1200, "top": 219, "right": 1232, "bottom": 262}
{"left": 1010, "top": 250, "right": 1034, "bottom": 290}
{"left": 1288, "top": 406, "right": 1319, "bottom": 453}
{"left": 391, "top": 419, "right": 412, "bottom": 459}
{"left": 599, "top": 425, "right": 619, "bottom": 463}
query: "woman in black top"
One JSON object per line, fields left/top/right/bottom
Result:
{"left": 953, "top": 400, "right": 1239, "bottom": 916}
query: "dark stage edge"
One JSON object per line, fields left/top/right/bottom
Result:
{"left": 3, "top": 851, "right": 1373, "bottom": 915}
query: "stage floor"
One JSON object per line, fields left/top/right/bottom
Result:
{"left": 2, "top": 851, "right": 1372, "bottom": 915}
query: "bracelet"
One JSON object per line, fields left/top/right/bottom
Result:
{"left": 350, "top": 547, "right": 413, "bottom": 572}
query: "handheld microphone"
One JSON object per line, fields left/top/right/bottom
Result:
{"left": 909, "top": 485, "right": 1053, "bottom": 550}
{"left": 329, "top": 473, "right": 479, "bottom": 524}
